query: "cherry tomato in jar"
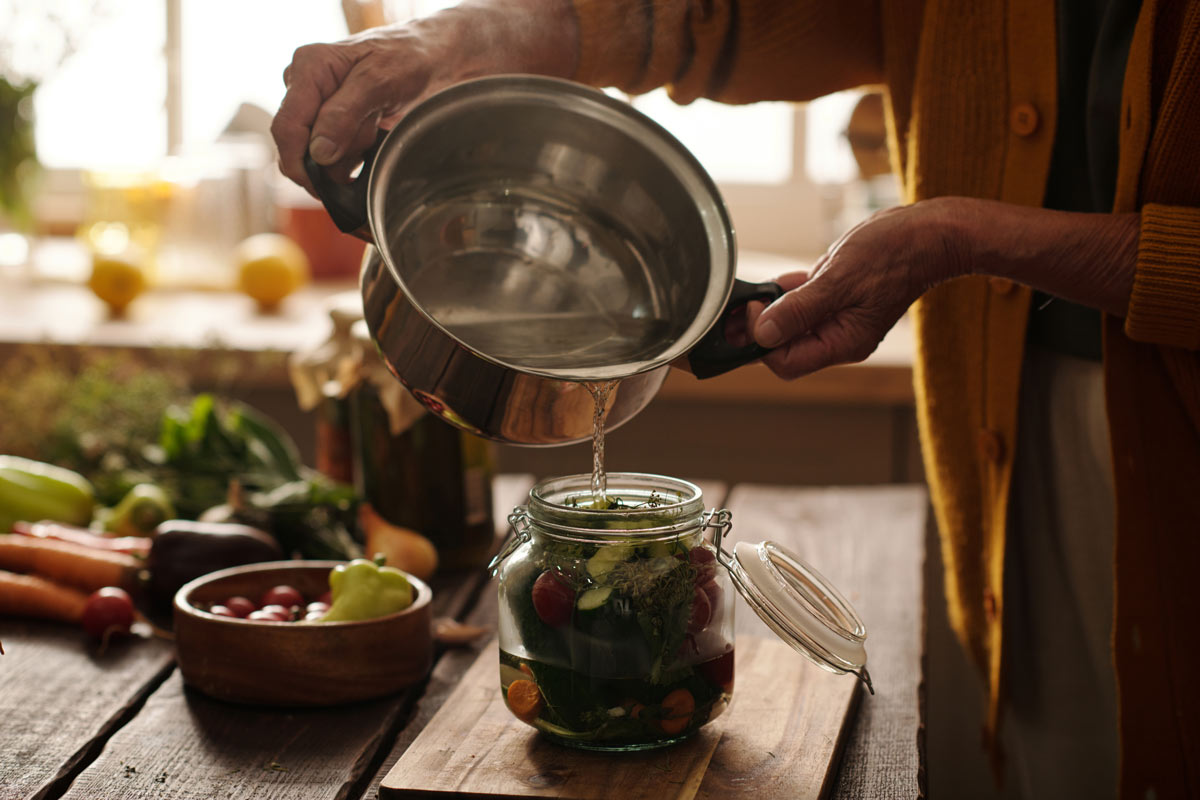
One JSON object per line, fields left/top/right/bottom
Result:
{"left": 208, "top": 604, "right": 238, "bottom": 618}
{"left": 531, "top": 571, "right": 574, "bottom": 627}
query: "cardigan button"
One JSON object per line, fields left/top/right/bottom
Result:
{"left": 978, "top": 428, "right": 1006, "bottom": 463}
{"left": 983, "top": 587, "right": 998, "bottom": 622}
{"left": 1010, "top": 103, "right": 1040, "bottom": 136}
{"left": 989, "top": 277, "right": 1015, "bottom": 295}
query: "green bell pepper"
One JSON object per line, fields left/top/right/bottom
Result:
{"left": 319, "top": 558, "right": 414, "bottom": 622}
{"left": 103, "top": 483, "right": 175, "bottom": 537}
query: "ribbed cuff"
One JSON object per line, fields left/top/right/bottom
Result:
{"left": 1126, "top": 203, "right": 1200, "bottom": 350}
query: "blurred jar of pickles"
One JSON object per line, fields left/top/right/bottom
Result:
{"left": 290, "top": 302, "right": 497, "bottom": 570}
{"left": 289, "top": 292, "right": 364, "bottom": 484}
{"left": 350, "top": 320, "right": 496, "bottom": 571}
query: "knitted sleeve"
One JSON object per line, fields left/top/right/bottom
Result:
{"left": 570, "top": 0, "right": 884, "bottom": 104}
{"left": 1125, "top": 204, "right": 1200, "bottom": 350}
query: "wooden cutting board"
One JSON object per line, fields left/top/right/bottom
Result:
{"left": 380, "top": 636, "right": 861, "bottom": 799}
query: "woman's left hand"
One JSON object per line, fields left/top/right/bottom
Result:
{"left": 751, "top": 200, "right": 965, "bottom": 379}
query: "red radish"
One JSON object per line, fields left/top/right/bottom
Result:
{"left": 689, "top": 546, "right": 717, "bottom": 585}
{"left": 248, "top": 608, "right": 289, "bottom": 621}
{"left": 260, "top": 585, "right": 303, "bottom": 610}
{"left": 81, "top": 587, "right": 135, "bottom": 639}
{"left": 224, "top": 596, "right": 256, "bottom": 618}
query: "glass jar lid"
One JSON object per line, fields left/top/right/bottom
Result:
{"left": 707, "top": 511, "right": 872, "bottom": 693}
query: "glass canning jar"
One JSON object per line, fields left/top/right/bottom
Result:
{"left": 491, "top": 472, "right": 872, "bottom": 752}
{"left": 494, "top": 473, "right": 732, "bottom": 751}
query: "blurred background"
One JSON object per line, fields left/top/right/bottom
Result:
{"left": 0, "top": 0, "right": 912, "bottom": 489}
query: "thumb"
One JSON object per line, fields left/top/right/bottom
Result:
{"left": 753, "top": 282, "right": 832, "bottom": 349}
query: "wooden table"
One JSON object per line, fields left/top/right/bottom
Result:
{"left": 0, "top": 477, "right": 926, "bottom": 800}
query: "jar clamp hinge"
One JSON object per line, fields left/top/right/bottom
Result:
{"left": 487, "top": 507, "right": 532, "bottom": 575}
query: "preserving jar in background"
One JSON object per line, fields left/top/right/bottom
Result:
{"left": 350, "top": 321, "right": 495, "bottom": 571}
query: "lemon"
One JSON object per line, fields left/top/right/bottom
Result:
{"left": 234, "top": 233, "right": 309, "bottom": 310}
{"left": 88, "top": 251, "right": 147, "bottom": 314}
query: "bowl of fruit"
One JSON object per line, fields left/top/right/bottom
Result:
{"left": 173, "top": 559, "right": 432, "bottom": 706}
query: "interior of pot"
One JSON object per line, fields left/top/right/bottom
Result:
{"left": 369, "top": 77, "right": 735, "bottom": 381}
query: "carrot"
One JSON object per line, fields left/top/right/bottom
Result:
{"left": 11, "top": 520, "right": 152, "bottom": 557}
{"left": 0, "top": 569, "right": 89, "bottom": 623}
{"left": 505, "top": 679, "right": 545, "bottom": 722}
{"left": 657, "top": 688, "right": 696, "bottom": 735}
{"left": 0, "top": 534, "right": 140, "bottom": 593}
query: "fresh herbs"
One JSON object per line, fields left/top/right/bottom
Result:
{"left": 563, "top": 490, "right": 669, "bottom": 510}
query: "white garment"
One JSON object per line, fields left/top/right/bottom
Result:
{"left": 1002, "top": 345, "right": 1118, "bottom": 799}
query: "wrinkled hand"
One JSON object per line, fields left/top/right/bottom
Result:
{"left": 751, "top": 200, "right": 966, "bottom": 379}
{"left": 271, "top": 2, "right": 578, "bottom": 193}
{"left": 272, "top": 22, "right": 443, "bottom": 192}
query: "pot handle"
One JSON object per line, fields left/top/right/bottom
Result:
{"left": 686, "top": 279, "right": 785, "bottom": 379}
{"left": 302, "top": 129, "right": 388, "bottom": 241}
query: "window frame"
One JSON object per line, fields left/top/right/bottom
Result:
{"left": 34, "top": 0, "right": 835, "bottom": 260}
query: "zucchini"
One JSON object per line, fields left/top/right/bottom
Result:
{"left": 577, "top": 586, "right": 613, "bottom": 611}
{"left": 0, "top": 455, "right": 95, "bottom": 532}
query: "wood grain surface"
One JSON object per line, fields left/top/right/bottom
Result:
{"left": 0, "top": 624, "right": 175, "bottom": 800}
{"left": 720, "top": 484, "right": 926, "bottom": 799}
{"left": 380, "top": 634, "right": 858, "bottom": 800}
{"left": 46, "top": 475, "right": 535, "bottom": 800}
{"left": 1, "top": 479, "right": 924, "bottom": 800}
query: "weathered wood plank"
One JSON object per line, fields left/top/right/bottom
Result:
{"left": 716, "top": 484, "right": 926, "bottom": 800}
{"left": 379, "top": 635, "right": 857, "bottom": 800}
{"left": 53, "top": 475, "right": 536, "bottom": 800}
{"left": 379, "top": 641, "right": 722, "bottom": 800}
{"left": 0, "top": 623, "right": 174, "bottom": 800}
{"left": 364, "top": 482, "right": 731, "bottom": 795}
{"left": 693, "top": 637, "right": 861, "bottom": 800}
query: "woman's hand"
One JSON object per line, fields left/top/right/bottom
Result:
{"left": 750, "top": 200, "right": 965, "bottom": 379}
{"left": 750, "top": 197, "right": 1139, "bottom": 380}
{"left": 271, "top": 0, "right": 579, "bottom": 193}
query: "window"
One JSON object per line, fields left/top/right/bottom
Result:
{"left": 28, "top": 0, "right": 878, "bottom": 258}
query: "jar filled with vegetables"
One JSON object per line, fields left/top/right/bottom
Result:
{"left": 493, "top": 473, "right": 873, "bottom": 751}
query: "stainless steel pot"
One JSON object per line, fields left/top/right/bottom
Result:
{"left": 307, "top": 75, "right": 781, "bottom": 446}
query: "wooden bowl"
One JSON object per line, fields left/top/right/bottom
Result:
{"left": 173, "top": 560, "right": 432, "bottom": 707}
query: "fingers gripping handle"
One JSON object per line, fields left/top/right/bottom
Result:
{"left": 302, "top": 129, "right": 388, "bottom": 240}
{"left": 687, "top": 279, "right": 785, "bottom": 379}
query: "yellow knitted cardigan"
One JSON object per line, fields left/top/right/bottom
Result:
{"left": 573, "top": 0, "right": 1200, "bottom": 795}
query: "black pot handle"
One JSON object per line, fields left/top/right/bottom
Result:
{"left": 302, "top": 129, "right": 388, "bottom": 240}
{"left": 686, "top": 279, "right": 785, "bottom": 379}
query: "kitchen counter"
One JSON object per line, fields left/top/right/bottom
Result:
{"left": 0, "top": 244, "right": 913, "bottom": 400}
{"left": 0, "top": 245, "right": 920, "bottom": 487}
{"left": 0, "top": 475, "right": 926, "bottom": 799}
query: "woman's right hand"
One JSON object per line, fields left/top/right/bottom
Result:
{"left": 271, "top": 0, "right": 579, "bottom": 194}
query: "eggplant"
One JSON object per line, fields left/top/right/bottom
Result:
{"left": 147, "top": 520, "right": 284, "bottom": 608}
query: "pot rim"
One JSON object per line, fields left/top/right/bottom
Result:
{"left": 364, "top": 74, "right": 738, "bottom": 382}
